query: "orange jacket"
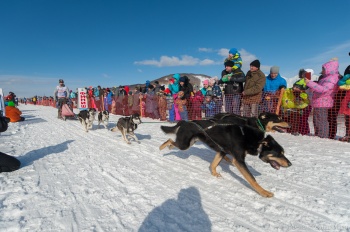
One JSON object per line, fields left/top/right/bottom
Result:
{"left": 5, "top": 106, "right": 22, "bottom": 122}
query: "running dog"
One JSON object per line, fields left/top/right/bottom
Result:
{"left": 78, "top": 108, "right": 96, "bottom": 132}
{"left": 159, "top": 120, "right": 292, "bottom": 197}
{"left": 111, "top": 113, "right": 142, "bottom": 144}
{"left": 98, "top": 110, "right": 109, "bottom": 129}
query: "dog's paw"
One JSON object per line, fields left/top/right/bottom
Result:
{"left": 167, "top": 145, "right": 174, "bottom": 150}
{"left": 211, "top": 172, "right": 222, "bottom": 178}
{"left": 259, "top": 190, "right": 274, "bottom": 198}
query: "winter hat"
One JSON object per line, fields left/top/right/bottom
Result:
{"left": 179, "top": 77, "right": 186, "bottom": 83}
{"left": 193, "top": 85, "right": 200, "bottom": 91}
{"left": 224, "top": 60, "right": 235, "bottom": 67}
{"left": 7, "top": 101, "right": 15, "bottom": 107}
{"left": 209, "top": 76, "right": 218, "bottom": 85}
{"left": 270, "top": 66, "right": 279, "bottom": 74}
{"left": 203, "top": 79, "right": 209, "bottom": 85}
{"left": 173, "top": 73, "right": 180, "bottom": 80}
{"left": 250, "top": 60, "right": 261, "bottom": 69}
{"left": 169, "top": 78, "right": 175, "bottom": 84}
{"left": 229, "top": 48, "right": 237, "bottom": 55}
{"left": 164, "top": 88, "right": 171, "bottom": 94}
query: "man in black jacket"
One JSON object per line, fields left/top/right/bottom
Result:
{"left": 218, "top": 60, "right": 246, "bottom": 115}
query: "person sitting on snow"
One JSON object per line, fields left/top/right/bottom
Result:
{"left": 5, "top": 101, "right": 25, "bottom": 122}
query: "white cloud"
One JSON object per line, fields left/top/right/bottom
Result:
{"left": 134, "top": 48, "right": 259, "bottom": 70}
{"left": 134, "top": 55, "right": 215, "bottom": 67}
{"left": 199, "top": 59, "right": 215, "bottom": 65}
{"left": 303, "top": 40, "right": 350, "bottom": 64}
{"left": 218, "top": 48, "right": 229, "bottom": 57}
{"left": 198, "top": 48, "right": 213, "bottom": 52}
{"left": 102, "top": 73, "right": 110, "bottom": 78}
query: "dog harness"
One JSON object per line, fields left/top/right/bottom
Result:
{"left": 216, "top": 114, "right": 265, "bottom": 132}
{"left": 190, "top": 120, "right": 245, "bottom": 152}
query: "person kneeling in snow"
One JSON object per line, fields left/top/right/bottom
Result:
{"left": 5, "top": 101, "right": 25, "bottom": 122}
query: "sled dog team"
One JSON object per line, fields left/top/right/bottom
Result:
{"left": 77, "top": 108, "right": 292, "bottom": 197}
{"left": 77, "top": 108, "right": 142, "bottom": 144}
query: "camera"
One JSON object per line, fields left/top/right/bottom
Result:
{"left": 232, "top": 82, "right": 239, "bottom": 90}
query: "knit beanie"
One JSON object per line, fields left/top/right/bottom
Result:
{"left": 193, "top": 85, "right": 200, "bottom": 91}
{"left": 250, "top": 60, "right": 261, "bottom": 69}
{"left": 203, "top": 79, "right": 209, "bottom": 85}
{"left": 229, "top": 48, "right": 237, "bottom": 55}
{"left": 270, "top": 66, "right": 279, "bottom": 74}
{"left": 224, "top": 60, "right": 235, "bottom": 67}
{"left": 179, "top": 77, "right": 186, "bottom": 83}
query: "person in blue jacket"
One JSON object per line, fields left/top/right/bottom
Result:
{"left": 262, "top": 66, "right": 287, "bottom": 113}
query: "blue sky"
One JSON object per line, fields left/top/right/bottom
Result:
{"left": 1, "top": 0, "right": 350, "bottom": 98}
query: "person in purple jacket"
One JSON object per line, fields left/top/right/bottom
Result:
{"left": 305, "top": 58, "right": 339, "bottom": 138}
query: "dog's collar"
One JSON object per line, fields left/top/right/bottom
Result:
{"left": 256, "top": 119, "right": 265, "bottom": 132}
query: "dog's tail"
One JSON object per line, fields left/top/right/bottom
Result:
{"left": 160, "top": 121, "right": 184, "bottom": 134}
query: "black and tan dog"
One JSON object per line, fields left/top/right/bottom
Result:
{"left": 98, "top": 110, "right": 109, "bottom": 129}
{"left": 78, "top": 108, "right": 97, "bottom": 132}
{"left": 159, "top": 120, "right": 292, "bottom": 197}
{"left": 111, "top": 113, "right": 142, "bottom": 144}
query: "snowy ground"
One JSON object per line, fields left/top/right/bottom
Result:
{"left": 1, "top": 104, "right": 350, "bottom": 232}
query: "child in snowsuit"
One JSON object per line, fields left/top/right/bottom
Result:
{"left": 201, "top": 92, "right": 216, "bottom": 118}
{"left": 175, "top": 91, "right": 188, "bottom": 121}
{"left": 224, "top": 48, "right": 243, "bottom": 71}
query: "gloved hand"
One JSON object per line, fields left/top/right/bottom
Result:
{"left": 221, "top": 74, "right": 232, "bottom": 82}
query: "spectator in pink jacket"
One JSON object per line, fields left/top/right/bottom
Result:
{"left": 305, "top": 58, "right": 339, "bottom": 138}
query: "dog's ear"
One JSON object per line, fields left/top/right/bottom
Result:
{"left": 259, "top": 135, "right": 275, "bottom": 147}
{"left": 258, "top": 112, "right": 268, "bottom": 120}
{"left": 259, "top": 135, "right": 274, "bottom": 147}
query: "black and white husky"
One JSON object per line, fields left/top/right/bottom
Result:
{"left": 111, "top": 113, "right": 142, "bottom": 144}
{"left": 78, "top": 108, "right": 96, "bottom": 132}
{"left": 98, "top": 110, "right": 109, "bottom": 129}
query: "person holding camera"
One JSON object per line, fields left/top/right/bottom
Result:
{"left": 218, "top": 60, "right": 246, "bottom": 115}
{"left": 241, "top": 60, "right": 265, "bottom": 117}
{"left": 305, "top": 58, "right": 339, "bottom": 138}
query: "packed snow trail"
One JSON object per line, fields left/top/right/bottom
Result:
{"left": 1, "top": 104, "right": 350, "bottom": 231}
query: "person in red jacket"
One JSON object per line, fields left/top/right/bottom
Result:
{"left": 5, "top": 101, "right": 25, "bottom": 122}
